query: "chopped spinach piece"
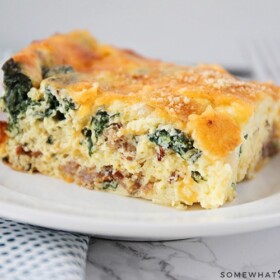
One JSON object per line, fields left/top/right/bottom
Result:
{"left": 90, "top": 110, "right": 120, "bottom": 139}
{"left": 63, "top": 98, "right": 77, "bottom": 111}
{"left": 191, "top": 171, "right": 205, "bottom": 183}
{"left": 7, "top": 122, "right": 17, "bottom": 133}
{"left": 103, "top": 181, "right": 118, "bottom": 190}
{"left": 2, "top": 156, "right": 9, "bottom": 163}
{"left": 92, "top": 110, "right": 110, "bottom": 138}
{"left": 244, "top": 134, "right": 248, "bottom": 140}
{"left": 7, "top": 121, "right": 20, "bottom": 135}
{"left": 42, "top": 65, "right": 74, "bottom": 79}
{"left": 46, "top": 136, "right": 54, "bottom": 144}
{"left": 148, "top": 128, "right": 196, "bottom": 157}
{"left": 231, "top": 182, "right": 237, "bottom": 190}
{"left": 239, "top": 145, "right": 243, "bottom": 157}
{"left": 44, "top": 87, "right": 60, "bottom": 117}
{"left": 2, "top": 59, "right": 32, "bottom": 122}
{"left": 82, "top": 128, "right": 94, "bottom": 156}
{"left": 171, "top": 129, "right": 194, "bottom": 155}
{"left": 30, "top": 100, "right": 41, "bottom": 107}
{"left": 148, "top": 129, "right": 172, "bottom": 149}
{"left": 54, "top": 111, "right": 66, "bottom": 121}
{"left": 188, "top": 148, "right": 202, "bottom": 163}
{"left": 41, "top": 87, "right": 77, "bottom": 120}
{"left": 44, "top": 108, "right": 53, "bottom": 118}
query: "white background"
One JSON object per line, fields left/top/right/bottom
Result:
{"left": 0, "top": 0, "right": 279, "bottom": 68}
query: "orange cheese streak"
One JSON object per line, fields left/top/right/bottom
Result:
{"left": 0, "top": 121, "right": 7, "bottom": 144}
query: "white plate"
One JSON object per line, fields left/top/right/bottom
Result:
{"left": 0, "top": 155, "right": 280, "bottom": 241}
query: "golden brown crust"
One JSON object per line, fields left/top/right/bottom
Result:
{"left": 189, "top": 110, "right": 241, "bottom": 157}
{"left": 11, "top": 31, "right": 102, "bottom": 87}
{"left": 4, "top": 31, "right": 280, "bottom": 158}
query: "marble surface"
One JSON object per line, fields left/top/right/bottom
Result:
{"left": 85, "top": 226, "right": 280, "bottom": 280}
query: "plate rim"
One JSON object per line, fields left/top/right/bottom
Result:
{"left": 1, "top": 198, "right": 280, "bottom": 240}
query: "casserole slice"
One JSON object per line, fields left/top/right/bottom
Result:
{"left": 0, "top": 31, "right": 279, "bottom": 209}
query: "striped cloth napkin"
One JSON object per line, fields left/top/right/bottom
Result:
{"left": 0, "top": 218, "right": 89, "bottom": 280}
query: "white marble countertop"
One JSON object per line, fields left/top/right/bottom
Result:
{"left": 85, "top": 226, "right": 280, "bottom": 280}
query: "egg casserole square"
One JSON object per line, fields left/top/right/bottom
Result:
{"left": 0, "top": 31, "right": 280, "bottom": 209}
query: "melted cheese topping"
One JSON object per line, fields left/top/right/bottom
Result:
{"left": 1, "top": 31, "right": 280, "bottom": 209}
{"left": 10, "top": 31, "right": 280, "bottom": 157}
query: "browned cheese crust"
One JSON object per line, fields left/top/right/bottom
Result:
{"left": 8, "top": 31, "right": 280, "bottom": 158}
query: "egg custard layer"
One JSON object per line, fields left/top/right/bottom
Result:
{"left": 0, "top": 31, "right": 280, "bottom": 209}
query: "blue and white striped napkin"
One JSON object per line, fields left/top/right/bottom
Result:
{"left": 0, "top": 218, "right": 89, "bottom": 280}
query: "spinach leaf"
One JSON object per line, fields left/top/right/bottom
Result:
{"left": 103, "top": 181, "right": 118, "bottom": 190}
{"left": 92, "top": 110, "right": 110, "bottom": 138}
{"left": 44, "top": 87, "right": 60, "bottom": 117}
{"left": 44, "top": 88, "right": 76, "bottom": 120}
{"left": 82, "top": 128, "right": 94, "bottom": 156}
{"left": 239, "top": 145, "right": 242, "bottom": 157}
{"left": 148, "top": 129, "right": 172, "bottom": 149}
{"left": 148, "top": 128, "right": 199, "bottom": 158}
{"left": 7, "top": 121, "right": 19, "bottom": 134}
{"left": 171, "top": 129, "right": 194, "bottom": 155}
{"left": 46, "top": 135, "right": 54, "bottom": 144}
{"left": 188, "top": 148, "right": 202, "bottom": 163}
{"left": 191, "top": 171, "right": 205, "bottom": 183}
{"left": 2, "top": 156, "right": 9, "bottom": 163}
{"left": 2, "top": 59, "right": 32, "bottom": 122}
{"left": 63, "top": 98, "right": 77, "bottom": 111}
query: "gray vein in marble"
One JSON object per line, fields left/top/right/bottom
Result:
{"left": 86, "top": 226, "right": 280, "bottom": 280}
{"left": 86, "top": 239, "right": 232, "bottom": 280}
